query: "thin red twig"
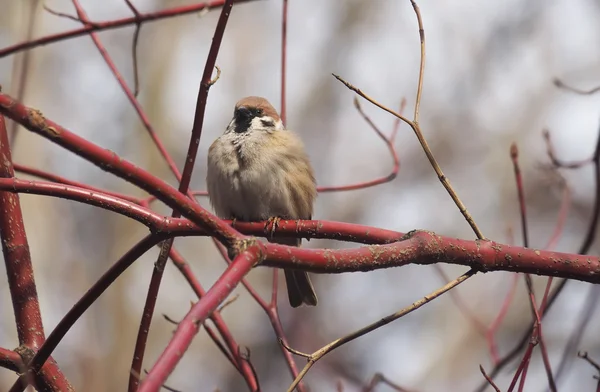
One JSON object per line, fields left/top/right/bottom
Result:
{"left": 8, "top": 0, "right": 40, "bottom": 146}
{"left": 317, "top": 98, "right": 404, "bottom": 193}
{"left": 510, "top": 142, "right": 556, "bottom": 392}
{"left": 67, "top": 0, "right": 182, "bottom": 181}
{"left": 476, "top": 126, "right": 600, "bottom": 391}
{"left": 0, "top": 0, "right": 256, "bottom": 59}
{"left": 14, "top": 162, "right": 144, "bottom": 204}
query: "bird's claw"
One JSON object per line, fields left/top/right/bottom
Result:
{"left": 265, "top": 216, "right": 282, "bottom": 240}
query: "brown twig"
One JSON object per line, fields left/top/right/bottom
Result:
{"left": 553, "top": 78, "right": 600, "bottom": 95}
{"left": 363, "top": 372, "right": 415, "bottom": 392}
{"left": 479, "top": 365, "right": 501, "bottom": 392}
{"left": 284, "top": 269, "right": 476, "bottom": 392}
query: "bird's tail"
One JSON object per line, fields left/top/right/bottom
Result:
{"left": 269, "top": 236, "right": 318, "bottom": 307}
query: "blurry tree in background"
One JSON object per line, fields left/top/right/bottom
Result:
{"left": 1, "top": 0, "right": 600, "bottom": 391}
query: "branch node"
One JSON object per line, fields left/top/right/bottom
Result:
{"left": 278, "top": 338, "right": 311, "bottom": 359}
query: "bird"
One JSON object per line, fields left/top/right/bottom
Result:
{"left": 206, "top": 96, "right": 318, "bottom": 307}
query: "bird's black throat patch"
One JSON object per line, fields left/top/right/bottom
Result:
{"left": 234, "top": 106, "right": 262, "bottom": 133}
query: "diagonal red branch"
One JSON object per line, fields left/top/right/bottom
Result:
{"left": 140, "top": 245, "right": 264, "bottom": 390}
{"left": 69, "top": 0, "right": 182, "bottom": 181}
{"left": 0, "top": 92, "right": 240, "bottom": 245}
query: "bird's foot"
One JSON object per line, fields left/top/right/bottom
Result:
{"left": 264, "top": 216, "right": 282, "bottom": 240}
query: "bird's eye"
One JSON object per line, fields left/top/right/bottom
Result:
{"left": 256, "top": 108, "right": 263, "bottom": 116}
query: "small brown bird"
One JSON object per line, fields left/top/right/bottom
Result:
{"left": 206, "top": 96, "right": 318, "bottom": 307}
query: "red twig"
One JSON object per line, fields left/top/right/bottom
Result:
{"left": 168, "top": 248, "right": 256, "bottom": 379}
{"left": 122, "top": 0, "right": 142, "bottom": 96}
{"left": 2, "top": 174, "right": 600, "bottom": 283}
{"left": 476, "top": 126, "right": 600, "bottom": 391}
{"left": 13, "top": 162, "right": 144, "bottom": 204}
{"left": 544, "top": 182, "right": 571, "bottom": 250}
{"left": 543, "top": 129, "right": 592, "bottom": 169}
{"left": 317, "top": 98, "right": 404, "bottom": 193}
{"left": 486, "top": 273, "right": 519, "bottom": 365}
{"left": 510, "top": 142, "right": 556, "bottom": 392}
{"left": 0, "top": 0, "right": 256, "bottom": 59}
{"left": 8, "top": 0, "right": 40, "bottom": 145}
{"left": 66, "top": 0, "right": 181, "bottom": 181}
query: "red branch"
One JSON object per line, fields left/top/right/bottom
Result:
{"left": 0, "top": 174, "right": 599, "bottom": 283}
{"left": 0, "top": 92, "right": 241, "bottom": 246}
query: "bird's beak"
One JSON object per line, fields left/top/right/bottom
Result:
{"left": 234, "top": 106, "right": 252, "bottom": 122}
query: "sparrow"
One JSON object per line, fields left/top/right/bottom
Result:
{"left": 206, "top": 96, "right": 318, "bottom": 307}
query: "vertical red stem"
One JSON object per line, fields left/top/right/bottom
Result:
{"left": 0, "top": 115, "right": 44, "bottom": 348}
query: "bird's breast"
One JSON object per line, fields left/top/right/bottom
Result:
{"left": 207, "top": 136, "right": 292, "bottom": 221}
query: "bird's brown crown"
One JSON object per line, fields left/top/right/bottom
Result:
{"left": 235, "top": 96, "right": 280, "bottom": 122}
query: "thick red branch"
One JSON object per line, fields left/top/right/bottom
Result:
{"left": 0, "top": 116, "right": 73, "bottom": 391}
{"left": 0, "top": 116, "right": 44, "bottom": 348}
{"left": 259, "top": 230, "right": 600, "bottom": 283}
{"left": 0, "top": 176, "right": 597, "bottom": 283}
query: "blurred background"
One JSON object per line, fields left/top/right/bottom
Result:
{"left": 2, "top": 0, "right": 600, "bottom": 390}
